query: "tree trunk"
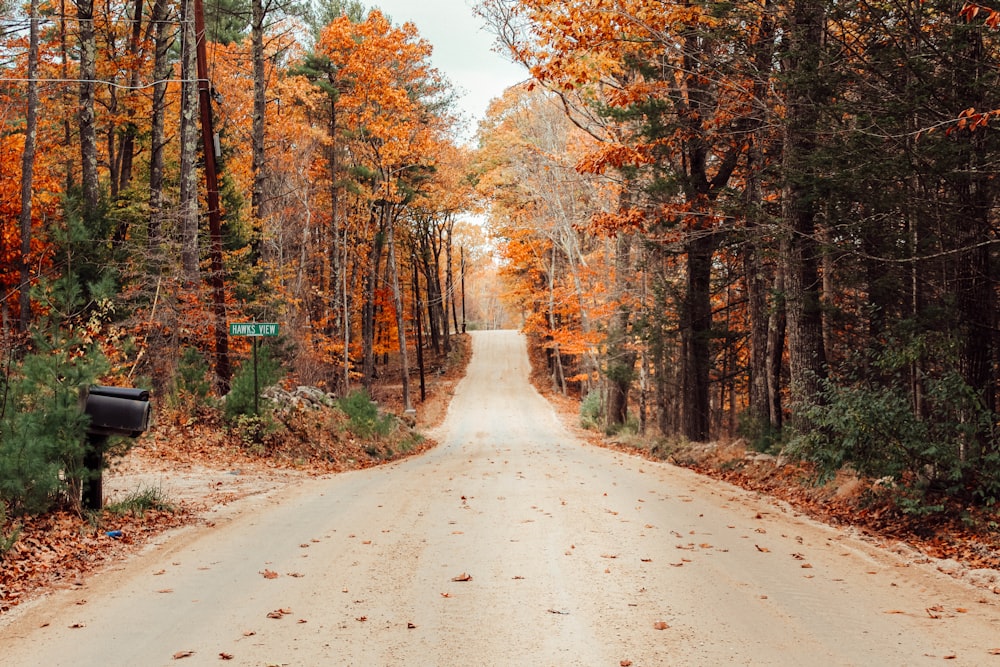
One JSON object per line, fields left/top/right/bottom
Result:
{"left": 605, "top": 234, "right": 635, "bottom": 430}
{"left": 361, "top": 211, "right": 384, "bottom": 388}
{"left": 18, "top": 0, "right": 40, "bottom": 333}
{"left": 179, "top": 0, "right": 201, "bottom": 280}
{"left": 767, "top": 267, "right": 786, "bottom": 430}
{"left": 781, "top": 0, "right": 829, "bottom": 427}
{"left": 681, "top": 232, "right": 716, "bottom": 441}
{"left": 387, "top": 220, "right": 412, "bottom": 413}
{"left": 76, "top": 0, "right": 99, "bottom": 218}
{"left": 117, "top": 0, "right": 144, "bottom": 194}
{"left": 148, "top": 0, "right": 171, "bottom": 257}
{"left": 250, "top": 0, "right": 271, "bottom": 279}
{"left": 743, "top": 0, "right": 778, "bottom": 433}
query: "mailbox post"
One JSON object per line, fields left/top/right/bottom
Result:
{"left": 79, "top": 386, "right": 152, "bottom": 510}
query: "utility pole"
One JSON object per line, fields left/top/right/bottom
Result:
{"left": 194, "top": 0, "right": 231, "bottom": 392}
{"left": 460, "top": 246, "right": 466, "bottom": 334}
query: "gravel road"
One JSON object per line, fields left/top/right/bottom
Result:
{"left": 2, "top": 330, "right": 1000, "bottom": 666}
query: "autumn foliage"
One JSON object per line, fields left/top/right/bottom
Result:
{"left": 475, "top": 0, "right": 1000, "bottom": 511}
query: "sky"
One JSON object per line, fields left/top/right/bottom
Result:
{"left": 368, "top": 0, "right": 528, "bottom": 142}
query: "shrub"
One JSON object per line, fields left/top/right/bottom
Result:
{"left": 580, "top": 390, "right": 603, "bottom": 430}
{"left": 173, "top": 347, "right": 212, "bottom": 412}
{"left": 223, "top": 346, "right": 283, "bottom": 422}
{"left": 0, "top": 329, "right": 109, "bottom": 515}
{"left": 336, "top": 389, "right": 396, "bottom": 439}
{"left": 788, "top": 355, "right": 999, "bottom": 511}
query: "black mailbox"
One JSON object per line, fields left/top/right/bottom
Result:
{"left": 81, "top": 385, "right": 151, "bottom": 437}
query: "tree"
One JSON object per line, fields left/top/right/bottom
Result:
{"left": 17, "top": 0, "right": 40, "bottom": 334}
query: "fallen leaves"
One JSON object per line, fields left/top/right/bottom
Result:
{"left": 451, "top": 572, "right": 473, "bottom": 582}
{"left": 0, "top": 508, "right": 192, "bottom": 611}
{"left": 653, "top": 621, "right": 670, "bottom": 630}
{"left": 267, "top": 608, "right": 293, "bottom": 619}
{"left": 172, "top": 650, "right": 195, "bottom": 659}
{"left": 219, "top": 653, "right": 234, "bottom": 660}
{"left": 260, "top": 569, "right": 279, "bottom": 579}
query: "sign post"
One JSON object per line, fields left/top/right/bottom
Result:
{"left": 229, "top": 323, "right": 280, "bottom": 414}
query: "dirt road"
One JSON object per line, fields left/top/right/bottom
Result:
{"left": 2, "top": 330, "right": 1000, "bottom": 666}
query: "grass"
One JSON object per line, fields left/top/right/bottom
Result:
{"left": 104, "top": 484, "right": 174, "bottom": 516}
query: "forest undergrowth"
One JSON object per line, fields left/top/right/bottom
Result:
{"left": 527, "top": 343, "right": 1000, "bottom": 584}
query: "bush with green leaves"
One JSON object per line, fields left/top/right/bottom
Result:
{"left": 0, "top": 330, "right": 110, "bottom": 515}
{"left": 337, "top": 389, "right": 396, "bottom": 439}
{"left": 580, "top": 389, "right": 603, "bottom": 430}
{"left": 788, "top": 344, "right": 999, "bottom": 509}
{"left": 172, "top": 347, "right": 212, "bottom": 413}
{"left": 223, "top": 346, "right": 283, "bottom": 422}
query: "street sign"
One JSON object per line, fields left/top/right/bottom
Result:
{"left": 229, "top": 322, "right": 279, "bottom": 337}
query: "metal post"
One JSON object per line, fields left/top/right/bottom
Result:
{"left": 253, "top": 335, "right": 259, "bottom": 415}
{"left": 82, "top": 433, "right": 107, "bottom": 510}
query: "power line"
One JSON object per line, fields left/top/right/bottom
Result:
{"left": 0, "top": 76, "right": 203, "bottom": 89}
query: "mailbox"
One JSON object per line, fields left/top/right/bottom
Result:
{"left": 81, "top": 385, "right": 151, "bottom": 437}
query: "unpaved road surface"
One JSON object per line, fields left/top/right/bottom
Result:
{"left": 3, "top": 330, "right": 1000, "bottom": 666}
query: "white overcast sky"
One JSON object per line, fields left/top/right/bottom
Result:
{"left": 368, "top": 0, "right": 528, "bottom": 141}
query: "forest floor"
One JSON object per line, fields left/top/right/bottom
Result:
{"left": 0, "top": 335, "right": 472, "bottom": 614}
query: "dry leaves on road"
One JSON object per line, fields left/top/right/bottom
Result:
{"left": 451, "top": 572, "right": 473, "bottom": 582}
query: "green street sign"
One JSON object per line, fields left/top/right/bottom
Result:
{"left": 229, "top": 322, "right": 279, "bottom": 337}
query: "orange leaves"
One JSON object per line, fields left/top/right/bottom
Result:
{"left": 575, "top": 143, "right": 656, "bottom": 175}
{"left": 960, "top": 2, "right": 1000, "bottom": 28}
